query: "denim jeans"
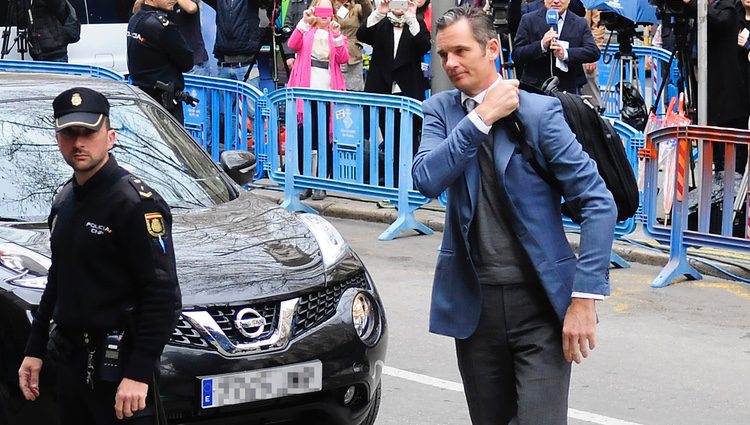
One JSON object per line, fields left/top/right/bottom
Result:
{"left": 217, "top": 64, "right": 259, "bottom": 87}
{"left": 189, "top": 61, "right": 212, "bottom": 76}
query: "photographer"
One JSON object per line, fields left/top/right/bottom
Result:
{"left": 28, "top": 0, "right": 80, "bottom": 62}
{"left": 357, "top": 0, "right": 430, "bottom": 187}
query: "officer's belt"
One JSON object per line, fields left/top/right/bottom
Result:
{"left": 55, "top": 327, "right": 123, "bottom": 348}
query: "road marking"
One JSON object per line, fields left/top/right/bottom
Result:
{"left": 383, "top": 366, "right": 645, "bottom": 425}
{"left": 383, "top": 366, "right": 464, "bottom": 392}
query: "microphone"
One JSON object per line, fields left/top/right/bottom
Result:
{"left": 546, "top": 9, "right": 559, "bottom": 33}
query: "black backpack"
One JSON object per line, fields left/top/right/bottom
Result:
{"left": 504, "top": 91, "right": 640, "bottom": 223}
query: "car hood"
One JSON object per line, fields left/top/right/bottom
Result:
{"left": 0, "top": 192, "right": 326, "bottom": 307}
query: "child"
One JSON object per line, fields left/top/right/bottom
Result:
{"left": 287, "top": 0, "right": 350, "bottom": 200}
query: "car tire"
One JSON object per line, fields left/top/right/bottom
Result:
{"left": 358, "top": 383, "right": 381, "bottom": 425}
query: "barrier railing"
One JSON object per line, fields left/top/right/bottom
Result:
{"left": 598, "top": 45, "right": 679, "bottom": 119}
{"left": 265, "top": 87, "right": 433, "bottom": 241}
{"left": 182, "top": 74, "right": 264, "bottom": 173}
{"left": 0, "top": 58, "right": 125, "bottom": 81}
{"left": 643, "top": 125, "right": 750, "bottom": 287}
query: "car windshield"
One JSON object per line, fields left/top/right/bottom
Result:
{"left": 0, "top": 98, "right": 236, "bottom": 221}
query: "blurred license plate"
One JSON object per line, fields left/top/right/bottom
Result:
{"left": 199, "top": 360, "right": 322, "bottom": 408}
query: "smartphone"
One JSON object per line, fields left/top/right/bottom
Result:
{"left": 389, "top": 0, "right": 408, "bottom": 10}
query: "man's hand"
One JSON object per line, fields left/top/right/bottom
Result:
{"left": 542, "top": 29, "right": 558, "bottom": 50}
{"left": 562, "top": 298, "right": 597, "bottom": 364}
{"left": 18, "top": 356, "right": 43, "bottom": 401}
{"left": 378, "top": 0, "right": 390, "bottom": 14}
{"left": 550, "top": 40, "right": 566, "bottom": 60}
{"left": 474, "top": 79, "right": 520, "bottom": 126}
{"left": 114, "top": 378, "right": 149, "bottom": 420}
{"left": 583, "top": 62, "right": 597, "bottom": 74}
{"left": 286, "top": 57, "right": 295, "bottom": 70}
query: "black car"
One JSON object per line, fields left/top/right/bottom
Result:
{"left": 0, "top": 73, "right": 387, "bottom": 425}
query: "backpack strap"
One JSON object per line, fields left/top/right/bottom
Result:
{"left": 501, "top": 112, "right": 561, "bottom": 194}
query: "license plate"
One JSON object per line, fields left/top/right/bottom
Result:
{"left": 199, "top": 360, "right": 323, "bottom": 409}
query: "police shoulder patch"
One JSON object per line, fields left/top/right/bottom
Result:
{"left": 127, "top": 176, "right": 154, "bottom": 200}
{"left": 144, "top": 212, "right": 166, "bottom": 237}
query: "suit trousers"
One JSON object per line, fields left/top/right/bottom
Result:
{"left": 455, "top": 283, "right": 571, "bottom": 425}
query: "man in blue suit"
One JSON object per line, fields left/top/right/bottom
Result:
{"left": 413, "top": 6, "right": 615, "bottom": 424}
{"left": 513, "top": 0, "right": 600, "bottom": 93}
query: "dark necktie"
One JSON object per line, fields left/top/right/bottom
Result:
{"left": 463, "top": 98, "right": 478, "bottom": 114}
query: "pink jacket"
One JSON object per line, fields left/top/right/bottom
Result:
{"left": 287, "top": 24, "right": 349, "bottom": 91}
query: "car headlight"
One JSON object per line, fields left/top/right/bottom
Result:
{"left": 297, "top": 213, "right": 350, "bottom": 269}
{"left": 352, "top": 292, "right": 381, "bottom": 346}
{"left": 0, "top": 242, "right": 50, "bottom": 289}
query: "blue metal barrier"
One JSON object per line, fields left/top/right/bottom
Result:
{"left": 265, "top": 87, "right": 433, "bottom": 241}
{"left": 182, "top": 75, "right": 264, "bottom": 171}
{"left": 598, "top": 45, "right": 679, "bottom": 119}
{"left": 0, "top": 59, "right": 124, "bottom": 81}
{"left": 643, "top": 126, "right": 750, "bottom": 288}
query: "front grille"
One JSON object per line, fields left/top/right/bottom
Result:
{"left": 168, "top": 302, "right": 278, "bottom": 349}
{"left": 169, "top": 317, "right": 209, "bottom": 349}
{"left": 293, "top": 272, "right": 368, "bottom": 337}
{"left": 206, "top": 303, "right": 278, "bottom": 344}
{"left": 168, "top": 272, "right": 369, "bottom": 349}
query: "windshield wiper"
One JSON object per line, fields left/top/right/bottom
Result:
{"left": 0, "top": 217, "right": 25, "bottom": 222}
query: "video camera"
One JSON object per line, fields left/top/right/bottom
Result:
{"left": 649, "top": 0, "right": 689, "bottom": 18}
{"left": 489, "top": 0, "right": 511, "bottom": 34}
{"left": 599, "top": 11, "right": 638, "bottom": 55}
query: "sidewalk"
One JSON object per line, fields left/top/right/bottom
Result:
{"left": 250, "top": 181, "right": 750, "bottom": 283}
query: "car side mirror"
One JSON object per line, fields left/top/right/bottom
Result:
{"left": 220, "top": 150, "right": 256, "bottom": 187}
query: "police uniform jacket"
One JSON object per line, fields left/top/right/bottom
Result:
{"left": 127, "top": 4, "right": 194, "bottom": 91}
{"left": 25, "top": 155, "right": 182, "bottom": 384}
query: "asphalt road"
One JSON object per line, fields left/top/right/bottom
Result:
{"left": 328, "top": 217, "right": 750, "bottom": 425}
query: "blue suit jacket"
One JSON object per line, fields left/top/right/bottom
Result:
{"left": 412, "top": 89, "right": 616, "bottom": 339}
{"left": 513, "top": 8, "right": 600, "bottom": 93}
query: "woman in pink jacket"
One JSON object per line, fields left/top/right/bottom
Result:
{"left": 287, "top": 0, "right": 350, "bottom": 200}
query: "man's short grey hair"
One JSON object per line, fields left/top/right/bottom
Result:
{"left": 436, "top": 6, "right": 498, "bottom": 48}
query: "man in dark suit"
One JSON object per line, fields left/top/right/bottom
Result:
{"left": 513, "top": 0, "right": 600, "bottom": 93}
{"left": 413, "top": 6, "right": 616, "bottom": 424}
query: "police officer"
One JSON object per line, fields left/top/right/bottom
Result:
{"left": 18, "top": 87, "right": 181, "bottom": 425}
{"left": 127, "top": 0, "right": 194, "bottom": 125}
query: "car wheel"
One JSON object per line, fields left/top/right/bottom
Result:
{"left": 358, "top": 383, "right": 381, "bottom": 425}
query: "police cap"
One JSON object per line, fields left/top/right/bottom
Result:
{"left": 53, "top": 87, "right": 110, "bottom": 132}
